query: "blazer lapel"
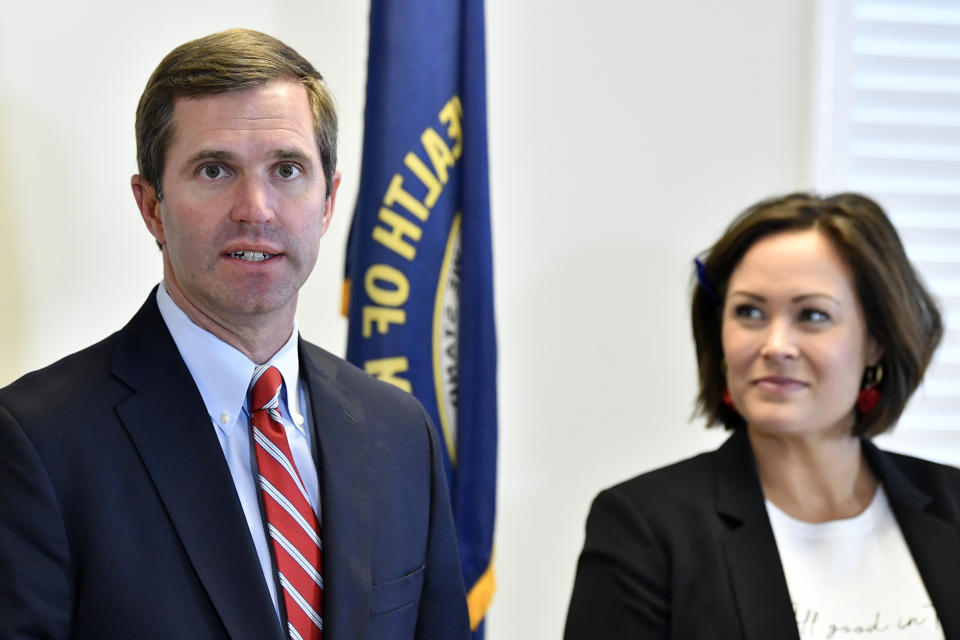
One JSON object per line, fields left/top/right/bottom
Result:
{"left": 864, "top": 442, "right": 960, "bottom": 637}
{"left": 715, "top": 430, "right": 800, "bottom": 640}
{"left": 300, "top": 341, "right": 371, "bottom": 640}
{"left": 112, "top": 293, "right": 282, "bottom": 640}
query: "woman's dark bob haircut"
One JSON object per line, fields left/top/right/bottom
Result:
{"left": 692, "top": 192, "right": 943, "bottom": 437}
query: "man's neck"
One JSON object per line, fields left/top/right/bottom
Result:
{"left": 162, "top": 280, "right": 295, "bottom": 365}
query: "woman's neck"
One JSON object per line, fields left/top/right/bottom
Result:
{"left": 748, "top": 427, "right": 879, "bottom": 523}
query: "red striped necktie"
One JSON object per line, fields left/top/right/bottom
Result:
{"left": 249, "top": 364, "right": 323, "bottom": 640}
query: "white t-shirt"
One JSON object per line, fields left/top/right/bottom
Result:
{"left": 767, "top": 487, "right": 945, "bottom": 639}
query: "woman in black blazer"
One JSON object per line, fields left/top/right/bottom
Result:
{"left": 565, "top": 193, "right": 958, "bottom": 639}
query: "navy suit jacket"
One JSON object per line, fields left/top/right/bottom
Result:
{"left": 0, "top": 291, "right": 470, "bottom": 639}
{"left": 564, "top": 429, "right": 960, "bottom": 639}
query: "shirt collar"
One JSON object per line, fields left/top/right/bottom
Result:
{"left": 155, "top": 282, "right": 304, "bottom": 436}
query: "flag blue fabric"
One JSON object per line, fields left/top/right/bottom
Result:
{"left": 343, "top": 0, "right": 497, "bottom": 634}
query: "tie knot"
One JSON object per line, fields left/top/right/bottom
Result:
{"left": 250, "top": 365, "right": 283, "bottom": 413}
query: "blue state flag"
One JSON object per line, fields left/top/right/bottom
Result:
{"left": 342, "top": 0, "right": 497, "bottom": 634}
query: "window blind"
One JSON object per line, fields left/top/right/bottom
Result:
{"left": 814, "top": 0, "right": 960, "bottom": 461}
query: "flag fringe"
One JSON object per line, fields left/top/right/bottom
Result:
{"left": 340, "top": 278, "right": 351, "bottom": 318}
{"left": 467, "top": 559, "right": 495, "bottom": 630}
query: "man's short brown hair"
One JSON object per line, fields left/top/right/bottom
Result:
{"left": 691, "top": 193, "right": 943, "bottom": 437}
{"left": 135, "top": 28, "right": 337, "bottom": 200}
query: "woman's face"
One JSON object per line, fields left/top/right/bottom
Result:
{"left": 721, "top": 229, "right": 882, "bottom": 440}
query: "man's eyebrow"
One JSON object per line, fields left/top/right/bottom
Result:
{"left": 180, "top": 148, "right": 315, "bottom": 169}
{"left": 184, "top": 150, "right": 238, "bottom": 166}
{"left": 273, "top": 148, "right": 314, "bottom": 163}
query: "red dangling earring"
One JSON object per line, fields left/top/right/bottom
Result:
{"left": 722, "top": 388, "right": 735, "bottom": 410}
{"left": 856, "top": 363, "right": 883, "bottom": 414}
{"left": 720, "top": 358, "right": 737, "bottom": 413}
{"left": 719, "top": 356, "right": 735, "bottom": 412}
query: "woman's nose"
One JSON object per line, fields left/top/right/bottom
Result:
{"left": 759, "top": 318, "right": 799, "bottom": 361}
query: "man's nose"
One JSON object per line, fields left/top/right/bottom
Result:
{"left": 230, "top": 176, "right": 275, "bottom": 224}
{"left": 760, "top": 318, "right": 799, "bottom": 361}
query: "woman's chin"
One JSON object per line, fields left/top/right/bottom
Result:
{"left": 744, "top": 409, "right": 857, "bottom": 441}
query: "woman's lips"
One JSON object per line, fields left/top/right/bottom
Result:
{"left": 752, "top": 376, "right": 808, "bottom": 393}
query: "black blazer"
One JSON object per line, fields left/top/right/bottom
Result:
{"left": 564, "top": 429, "right": 960, "bottom": 639}
{"left": 0, "top": 291, "right": 470, "bottom": 640}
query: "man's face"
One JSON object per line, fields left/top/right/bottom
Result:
{"left": 133, "top": 81, "right": 339, "bottom": 333}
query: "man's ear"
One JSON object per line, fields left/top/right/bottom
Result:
{"left": 319, "top": 171, "right": 342, "bottom": 237}
{"left": 131, "top": 174, "right": 165, "bottom": 247}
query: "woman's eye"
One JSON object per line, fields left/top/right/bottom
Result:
{"left": 276, "top": 163, "right": 301, "bottom": 179}
{"left": 202, "top": 164, "right": 225, "bottom": 179}
{"left": 734, "top": 304, "right": 763, "bottom": 320}
{"left": 800, "top": 308, "right": 830, "bottom": 323}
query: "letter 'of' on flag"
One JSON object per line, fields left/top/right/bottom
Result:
{"left": 341, "top": 0, "right": 498, "bottom": 635}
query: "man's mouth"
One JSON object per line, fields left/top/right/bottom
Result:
{"left": 229, "top": 251, "right": 276, "bottom": 262}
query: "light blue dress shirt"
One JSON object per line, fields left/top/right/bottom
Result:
{"left": 155, "top": 283, "right": 320, "bottom": 618}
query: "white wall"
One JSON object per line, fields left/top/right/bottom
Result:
{"left": 0, "top": 1, "right": 813, "bottom": 638}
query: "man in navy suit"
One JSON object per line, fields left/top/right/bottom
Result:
{"left": 0, "top": 28, "right": 470, "bottom": 639}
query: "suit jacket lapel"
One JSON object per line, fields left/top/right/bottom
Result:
{"left": 112, "top": 292, "right": 282, "bottom": 640}
{"left": 863, "top": 442, "right": 960, "bottom": 637}
{"left": 715, "top": 430, "right": 800, "bottom": 640}
{"left": 300, "top": 340, "right": 371, "bottom": 640}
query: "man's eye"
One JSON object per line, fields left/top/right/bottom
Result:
{"left": 202, "top": 164, "right": 225, "bottom": 179}
{"left": 276, "top": 163, "right": 301, "bottom": 179}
